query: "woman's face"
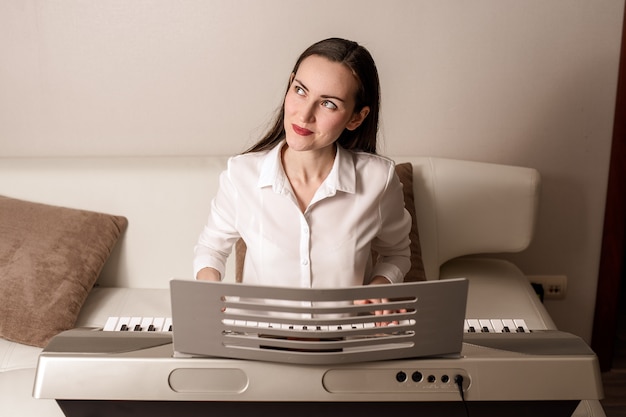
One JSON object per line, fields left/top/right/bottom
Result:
{"left": 283, "top": 55, "right": 369, "bottom": 154}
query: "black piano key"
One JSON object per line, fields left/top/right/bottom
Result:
{"left": 147, "top": 325, "right": 155, "bottom": 332}
{"left": 481, "top": 326, "right": 490, "bottom": 333}
{"left": 120, "top": 324, "right": 128, "bottom": 331}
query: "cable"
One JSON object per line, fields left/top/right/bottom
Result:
{"left": 455, "top": 375, "right": 470, "bottom": 417}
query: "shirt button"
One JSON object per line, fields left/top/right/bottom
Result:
{"left": 301, "top": 259, "right": 309, "bottom": 266}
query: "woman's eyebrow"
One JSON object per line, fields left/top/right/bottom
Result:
{"left": 294, "top": 78, "right": 346, "bottom": 103}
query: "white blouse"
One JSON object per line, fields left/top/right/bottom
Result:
{"left": 193, "top": 141, "right": 411, "bottom": 288}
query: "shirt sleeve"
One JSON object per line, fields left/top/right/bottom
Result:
{"left": 369, "top": 164, "right": 412, "bottom": 284}
{"left": 193, "top": 160, "right": 241, "bottom": 280}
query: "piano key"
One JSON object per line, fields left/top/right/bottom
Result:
{"left": 466, "top": 319, "right": 480, "bottom": 333}
{"left": 258, "top": 322, "right": 282, "bottom": 330}
{"left": 490, "top": 319, "right": 505, "bottom": 333}
{"left": 479, "top": 319, "right": 493, "bottom": 333}
{"left": 502, "top": 319, "right": 516, "bottom": 333}
{"left": 151, "top": 317, "right": 165, "bottom": 332}
{"left": 514, "top": 319, "right": 529, "bottom": 333}
{"left": 140, "top": 317, "right": 154, "bottom": 332}
{"left": 128, "top": 317, "right": 143, "bottom": 332}
{"left": 103, "top": 317, "right": 119, "bottom": 331}
{"left": 115, "top": 317, "right": 131, "bottom": 332}
{"left": 164, "top": 318, "right": 173, "bottom": 332}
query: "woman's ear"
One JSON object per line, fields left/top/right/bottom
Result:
{"left": 346, "top": 106, "right": 370, "bottom": 131}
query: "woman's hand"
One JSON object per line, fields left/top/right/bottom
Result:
{"left": 354, "top": 276, "right": 406, "bottom": 326}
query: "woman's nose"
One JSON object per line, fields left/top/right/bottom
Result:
{"left": 299, "top": 103, "right": 316, "bottom": 123}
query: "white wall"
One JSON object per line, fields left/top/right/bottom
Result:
{"left": 0, "top": 0, "right": 623, "bottom": 343}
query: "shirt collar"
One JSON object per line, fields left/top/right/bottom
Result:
{"left": 257, "top": 141, "right": 356, "bottom": 195}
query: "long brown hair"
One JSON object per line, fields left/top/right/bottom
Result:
{"left": 245, "top": 38, "right": 380, "bottom": 154}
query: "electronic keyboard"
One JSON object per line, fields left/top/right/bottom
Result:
{"left": 33, "top": 327, "right": 604, "bottom": 417}
{"left": 102, "top": 316, "right": 531, "bottom": 334}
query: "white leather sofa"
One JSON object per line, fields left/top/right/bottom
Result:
{"left": 0, "top": 156, "right": 603, "bottom": 416}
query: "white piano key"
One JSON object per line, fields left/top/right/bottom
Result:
{"left": 140, "top": 317, "right": 154, "bottom": 332}
{"left": 151, "top": 317, "right": 165, "bottom": 332}
{"left": 258, "top": 321, "right": 281, "bottom": 330}
{"left": 115, "top": 317, "right": 131, "bottom": 331}
{"left": 103, "top": 317, "right": 119, "bottom": 331}
{"left": 164, "top": 318, "right": 173, "bottom": 332}
{"left": 514, "top": 319, "right": 530, "bottom": 333}
{"left": 479, "top": 319, "right": 494, "bottom": 333}
{"left": 463, "top": 320, "right": 470, "bottom": 333}
{"left": 502, "top": 319, "right": 516, "bottom": 333}
{"left": 490, "top": 319, "right": 505, "bottom": 333}
{"left": 128, "top": 317, "right": 143, "bottom": 332}
{"left": 466, "top": 319, "right": 480, "bottom": 333}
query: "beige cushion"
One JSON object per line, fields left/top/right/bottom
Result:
{"left": 0, "top": 196, "right": 127, "bottom": 347}
{"left": 235, "top": 162, "right": 425, "bottom": 282}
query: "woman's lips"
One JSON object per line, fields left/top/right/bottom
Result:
{"left": 292, "top": 124, "right": 313, "bottom": 136}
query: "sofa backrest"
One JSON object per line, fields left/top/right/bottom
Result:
{"left": 0, "top": 156, "right": 539, "bottom": 287}
{"left": 395, "top": 157, "right": 540, "bottom": 280}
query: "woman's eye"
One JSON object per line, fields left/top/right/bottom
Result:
{"left": 295, "top": 86, "right": 305, "bottom": 96}
{"left": 322, "top": 100, "right": 337, "bottom": 110}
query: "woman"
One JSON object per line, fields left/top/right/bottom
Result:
{"left": 194, "top": 38, "right": 411, "bottom": 299}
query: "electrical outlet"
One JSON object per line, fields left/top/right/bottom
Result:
{"left": 527, "top": 275, "right": 567, "bottom": 300}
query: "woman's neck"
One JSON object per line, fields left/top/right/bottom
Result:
{"left": 281, "top": 143, "right": 336, "bottom": 185}
{"left": 281, "top": 144, "right": 336, "bottom": 211}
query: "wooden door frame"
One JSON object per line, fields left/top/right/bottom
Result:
{"left": 591, "top": 5, "right": 626, "bottom": 372}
